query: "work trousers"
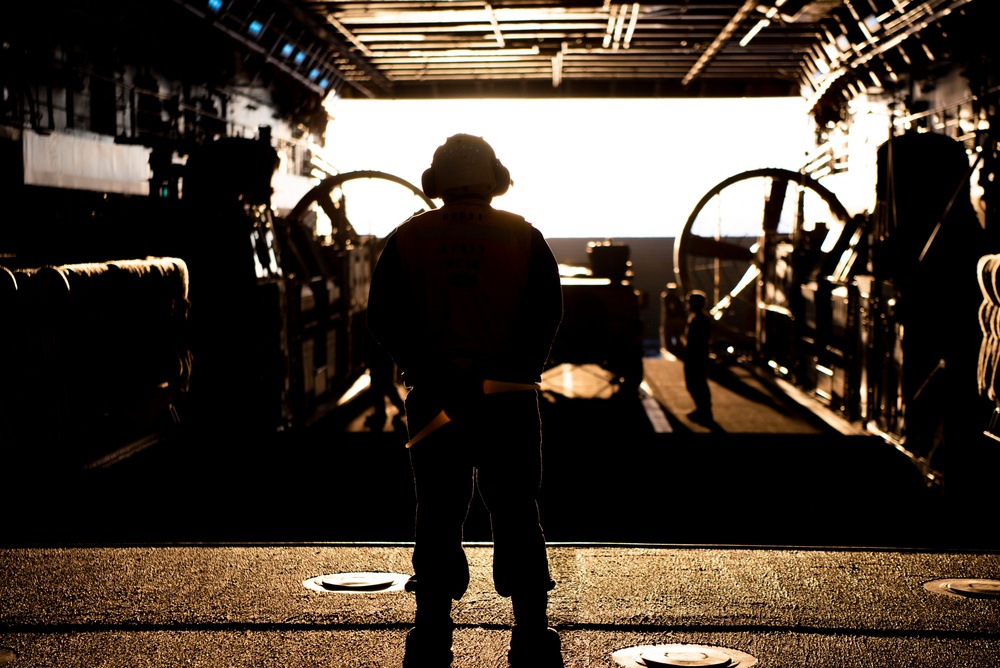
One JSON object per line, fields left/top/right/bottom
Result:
{"left": 684, "top": 360, "right": 712, "bottom": 415}
{"left": 404, "top": 386, "right": 554, "bottom": 601}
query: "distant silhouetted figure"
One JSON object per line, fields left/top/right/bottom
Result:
{"left": 367, "top": 134, "right": 565, "bottom": 667}
{"left": 682, "top": 290, "right": 713, "bottom": 424}
{"left": 363, "top": 330, "right": 406, "bottom": 432}
{"left": 364, "top": 236, "right": 407, "bottom": 433}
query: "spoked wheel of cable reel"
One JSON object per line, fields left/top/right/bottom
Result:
{"left": 673, "top": 167, "right": 852, "bottom": 351}
{"left": 275, "top": 170, "right": 435, "bottom": 428}
{"left": 286, "top": 169, "right": 436, "bottom": 245}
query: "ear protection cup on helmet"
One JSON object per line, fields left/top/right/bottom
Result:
{"left": 421, "top": 167, "right": 438, "bottom": 200}
{"left": 492, "top": 160, "right": 511, "bottom": 197}
{"left": 424, "top": 159, "right": 509, "bottom": 199}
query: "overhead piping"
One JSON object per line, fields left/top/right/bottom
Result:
{"left": 325, "top": 14, "right": 374, "bottom": 58}
{"left": 485, "top": 3, "right": 506, "bottom": 47}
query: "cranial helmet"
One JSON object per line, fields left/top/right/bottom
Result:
{"left": 421, "top": 134, "right": 511, "bottom": 200}
{"left": 687, "top": 290, "right": 707, "bottom": 310}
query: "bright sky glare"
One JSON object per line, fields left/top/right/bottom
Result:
{"left": 322, "top": 97, "right": 817, "bottom": 238}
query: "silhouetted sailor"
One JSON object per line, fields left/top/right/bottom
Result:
{"left": 365, "top": 236, "right": 407, "bottom": 433}
{"left": 364, "top": 329, "right": 407, "bottom": 432}
{"left": 367, "top": 133, "right": 564, "bottom": 667}
{"left": 682, "top": 289, "right": 713, "bottom": 424}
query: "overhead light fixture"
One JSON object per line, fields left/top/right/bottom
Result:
{"left": 485, "top": 3, "right": 505, "bottom": 48}
{"left": 623, "top": 4, "right": 640, "bottom": 49}
{"left": 821, "top": 29, "right": 840, "bottom": 62}
{"left": 740, "top": 0, "right": 785, "bottom": 47}
{"left": 842, "top": 0, "right": 874, "bottom": 41}
{"left": 612, "top": 4, "right": 626, "bottom": 50}
{"left": 387, "top": 47, "right": 540, "bottom": 59}
{"left": 739, "top": 18, "right": 769, "bottom": 47}
{"left": 603, "top": 4, "right": 618, "bottom": 48}
{"left": 811, "top": 45, "right": 831, "bottom": 73}
{"left": 896, "top": 44, "right": 912, "bottom": 66}
{"left": 881, "top": 56, "right": 899, "bottom": 83}
{"left": 360, "top": 34, "right": 425, "bottom": 43}
{"left": 602, "top": 3, "right": 638, "bottom": 50}
{"left": 552, "top": 43, "right": 564, "bottom": 88}
{"left": 919, "top": 40, "right": 936, "bottom": 61}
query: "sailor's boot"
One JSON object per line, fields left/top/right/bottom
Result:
{"left": 403, "top": 592, "right": 454, "bottom": 667}
{"left": 507, "top": 591, "right": 564, "bottom": 667}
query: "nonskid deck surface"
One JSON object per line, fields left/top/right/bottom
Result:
{"left": 4, "top": 357, "right": 999, "bottom": 666}
{"left": 2, "top": 544, "right": 999, "bottom": 667}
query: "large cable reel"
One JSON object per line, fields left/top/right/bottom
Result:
{"left": 285, "top": 169, "right": 436, "bottom": 247}
{"left": 672, "top": 168, "right": 852, "bottom": 349}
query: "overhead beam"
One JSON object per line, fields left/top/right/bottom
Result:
{"left": 273, "top": 0, "right": 393, "bottom": 97}
{"left": 682, "top": 0, "right": 758, "bottom": 86}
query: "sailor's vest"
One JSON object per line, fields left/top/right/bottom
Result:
{"left": 394, "top": 204, "right": 533, "bottom": 370}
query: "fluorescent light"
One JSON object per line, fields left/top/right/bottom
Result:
{"left": 623, "top": 3, "right": 639, "bottom": 49}
{"left": 739, "top": 19, "right": 769, "bottom": 47}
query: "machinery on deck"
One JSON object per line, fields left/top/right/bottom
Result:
{"left": 176, "top": 137, "right": 436, "bottom": 436}
{"left": 0, "top": 131, "right": 433, "bottom": 462}
{"left": 546, "top": 240, "right": 645, "bottom": 397}
{"left": 666, "top": 131, "right": 998, "bottom": 494}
